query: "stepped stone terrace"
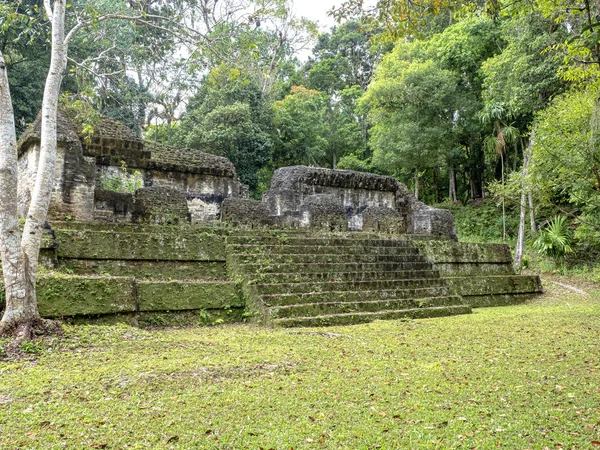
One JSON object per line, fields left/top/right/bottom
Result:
{"left": 0, "top": 112, "right": 543, "bottom": 327}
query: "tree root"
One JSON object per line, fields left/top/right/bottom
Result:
{"left": 0, "top": 317, "right": 62, "bottom": 344}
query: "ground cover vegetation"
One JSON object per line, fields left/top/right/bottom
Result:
{"left": 0, "top": 281, "right": 598, "bottom": 448}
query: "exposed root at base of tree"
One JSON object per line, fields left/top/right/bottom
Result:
{"left": 0, "top": 318, "right": 63, "bottom": 359}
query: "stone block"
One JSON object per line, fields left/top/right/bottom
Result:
{"left": 410, "top": 205, "right": 457, "bottom": 240}
{"left": 221, "top": 198, "right": 273, "bottom": 228}
{"left": 362, "top": 206, "right": 407, "bottom": 234}
{"left": 299, "top": 194, "right": 348, "bottom": 231}
{"left": 133, "top": 186, "right": 190, "bottom": 224}
{"left": 137, "top": 281, "right": 242, "bottom": 311}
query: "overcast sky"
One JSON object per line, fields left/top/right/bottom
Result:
{"left": 292, "top": 0, "right": 339, "bottom": 31}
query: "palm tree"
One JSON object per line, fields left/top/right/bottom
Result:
{"left": 480, "top": 103, "right": 519, "bottom": 242}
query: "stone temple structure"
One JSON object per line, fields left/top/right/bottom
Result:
{"left": 0, "top": 111, "right": 542, "bottom": 327}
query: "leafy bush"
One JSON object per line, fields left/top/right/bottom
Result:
{"left": 532, "top": 215, "right": 573, "bottom": 265}
{"left": 99, "top": 161, "right": 143, "bottom": 194}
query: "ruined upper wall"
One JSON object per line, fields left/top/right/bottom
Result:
{"left": 18, "top": 111, "right": 237, "bottom": 178}
{"left": 269, "top": 166, "right": 400, "bottom": 192}
{"left": 262, "top": 165, "right": 457, "bottom": 239}
{"left": 17, "top": 110, "right": 247, "bottom": 224}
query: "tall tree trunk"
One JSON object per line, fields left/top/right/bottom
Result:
{"left": 0, "top": 51, "right": 33, "bottom": 336}
{"left": 500, "top": 152, "right": 506, "bottom": 242}
{"left": 414, "top": 168, "right": 419, "bottom": 200}
{"left": 433, "top": 167, "right": 439, "bottom": 203}
{"left": 515, "top": 130, "right": 535, "bottom": 272}
{"left": 528, "top": 193, "right": 536, "bottom": 234}
{"left": 1, "top": 0, "right": 67, "bottom": 337}
{"left": 449, "top": 167, "right": 457, "bottom": 202}
{"left": 513, "top": 138, "right": 519, "bottom": 172}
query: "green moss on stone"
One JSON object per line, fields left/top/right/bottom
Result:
{"left": 137, "top": 281, "right": 242, "bottom": 312}
{"left": 58, "top": 259, "right": 227, "bottom": 280}
{"left": 54, "top": 229, "right": 226, "bottom": 261}
{"left": 415, "top": 241, "right": 512, "bottom": 263}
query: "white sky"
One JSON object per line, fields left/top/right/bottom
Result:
{"left": 292, "top": 0, "right": 339, "bottom": 31}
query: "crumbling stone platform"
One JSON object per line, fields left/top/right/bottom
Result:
{"left": 1, "top": 112, "right": 543, "bottom": 327}
{"left": 0, "top": 224, "right": 542, "bottom": 327}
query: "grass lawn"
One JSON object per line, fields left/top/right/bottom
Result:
{"left": 1, "top": 276, "right": 599, "bottom": 449}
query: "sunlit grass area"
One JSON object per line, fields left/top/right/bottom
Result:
{"left": 1, "top": 277, "right": 599, "bottom": 449}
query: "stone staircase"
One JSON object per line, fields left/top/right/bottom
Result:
{"left": 226, "top": 233, "right": 472, "bottom": 327}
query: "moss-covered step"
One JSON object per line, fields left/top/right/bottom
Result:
{"left": 414, "top": 241, "right": 513, "bottom": 263}
{"left": 231, "top": 253, "right": 429, "bottom": 265}
{"left": 433, "top": 262, "right": 515, "bottom": 277}
{"left": 50, "top": 221, "right": 228, "bottom": 234}
{"left": 272, "top": 305, "right": 472, "bottom": 327}
{"left": 253, "top": 278, "right": 448, "bottom": 295}
{"left": 227, "top": 236, "right": 413, "bottom": 247}
{"left": 0, "top": 275, "right": 137, "bottom": 317}
{"left": 137, "top": 281, "right": 242, "bottom": 312}
{"left": 229, "top": 244, "right": 420, "bottom": 256}
{"left": 54, "top": 229, "right": 226, "bottom": 260}
{"left": 259, "top": 286, "right": 454, "bottom": 307}
{"left": 58, "top": 259, "right": 227, "bottom": 280}
{"left": 269, "top": 296, "right": 466, "bottom": 318}
{"left": 252, "top": 269, "right": 441, "bottom": 284}
{"left": 239, "top": 261, "right": 433, "bottom": 274}
{"left": 445, "top": 275, "right": 542, "bottom": 297}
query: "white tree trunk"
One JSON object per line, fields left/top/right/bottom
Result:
{"left": 21, "top": 0, "right": 67, "bottom": 300}
{"left": 0, "top": 52, "right": 33, "bottom": 329}
{"left": 514, "top": 130, "right": 535, "bottom": 272}
{"left": 449, "top": 167, "right": 457, "bottom": 202}
{"left": 0, "top": 0, "right": 67, "bottom": 335}
{"left": 528, "top": 192, "right": 536, "bottom": 234}
{"left": 414, "top": 169, "right": 419, "bottom": 200}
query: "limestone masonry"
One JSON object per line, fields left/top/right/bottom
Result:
{"left": 0, "top": 112, "right": 542, "bottom": 327}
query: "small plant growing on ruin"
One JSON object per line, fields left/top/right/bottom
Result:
{"left": 100, "top": 161, "right": 143, "bottom": 194}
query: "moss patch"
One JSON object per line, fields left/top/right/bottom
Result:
{"left": 54, "top": 229, "right": 226, "bottom": 261}
{"left": 58, "top": 259, "right": 227, "bottom": 280}
{"left": 137, "top": 281, "right": 242, "bottom": 312}
{"left": 0, "top": 275, "right": 138, "bottom": 317}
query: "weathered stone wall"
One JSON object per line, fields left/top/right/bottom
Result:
{"left": 414, "top": 240, "right": 543, "bottom": 307}
{"left": 17, "top": 110, "right": 248, "bottom": 225}
{"left": 221, "top": 198, "right": 272, "bottom": 228}
{"left": 1, "top": 223, "right": 243, "bottom": 324}
{"left": 262, "top": 166, "right": 456, "bottom": 238}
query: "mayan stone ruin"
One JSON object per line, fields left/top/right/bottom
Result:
{"left": 1, "top": 111, "right": 543, "bottom": 327}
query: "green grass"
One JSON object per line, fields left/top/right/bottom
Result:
{"left": 1, "top": 278, "right": 599, "bottom": 449}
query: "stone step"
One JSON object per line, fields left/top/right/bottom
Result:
{"left": 272, "top": 305, "right": 472, "bottom": 327}
{"left": 253, "top": 269, "right": 440, "bottom": 284}
{"left": 254, "top": 278, "right": 448, "bottom": 295}
{"left": 260, "top": 286, "right": 453, "bottom": 306}
{"left": 229, "top": 244, "right": 421, "bottom": 256}
{"left": 227, "top": 236, "right": 411, "bottom": 247}
{"left": 270, "top": 296, "right": 466, "bottom": 318}
{"left": 240, "top": 261, "right": 433, "bottom": 274}
{"left": 232, "top": 253, "right": 429, "bottom": 264}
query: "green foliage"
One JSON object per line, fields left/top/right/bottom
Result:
{"left": 272, "top": 85, "right": 329, "bottom": 166}
{"left": 172, "top": 66, "right": 273, "bottom": 193}
{"left": 99, "top": 161, "right": 143, "bottom": 194}
{"left": 480, "top": 13, "right": 565, "bottom": 118}
{"left": 440, "top": 200, "right": 519, "bottom": 242}
{"left": 337, "top": 154, "right": 376, "bottom": 173}
{"left": 531, "top": 90, "right": 600, "bottom": 248}
{"left": 532, "top": 216, "right": 574, "bottom": 265}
